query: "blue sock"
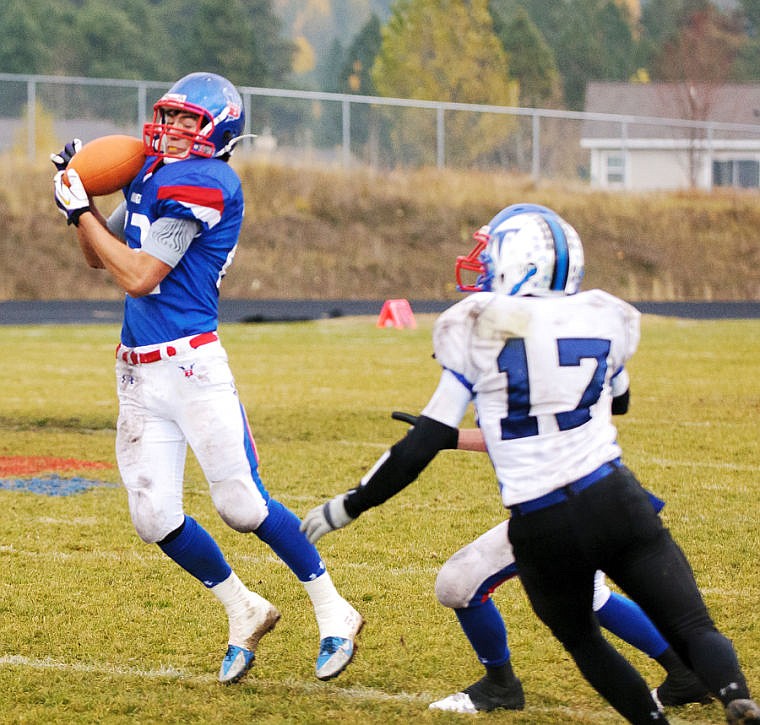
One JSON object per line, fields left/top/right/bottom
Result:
{"left": 157, "top": 515, "right": 232, "bottom": 588}
{"left": 597, "top": 592, "right": 668, "bottom": 658}
{"left": 455, "top": 598, "right": 511, "bottom": 667}
{"left": 254, "top": 498, "right": 325, "bottom": 582}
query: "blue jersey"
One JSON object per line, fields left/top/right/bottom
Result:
{"left": 119, "top": 156, "right": 244, "bottom": 346}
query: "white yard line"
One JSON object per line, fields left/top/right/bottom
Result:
{"left": 0, "top": 654, "right": 633, "bottom": 721}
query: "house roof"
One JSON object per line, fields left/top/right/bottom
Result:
{"left": 582, "top": 82, "right": 760, "bottom": 140}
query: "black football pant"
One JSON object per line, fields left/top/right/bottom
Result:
{"left": 508, "top": 465, "right": 749, "bottom": 724}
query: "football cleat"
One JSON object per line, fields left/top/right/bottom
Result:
{"left": 315, "top": 606, "right": 363, "bottom": 681}
{"left": 219, "top": 645, "right": 256, "bottom": 684}
{"left": 429, "top": 675, "right": 525, "bottom": 713}
{"left": 725, "top": 698, "right": 760, "bottom": 724}
{"left": 652, "top": 669, "right": 712, "bottom": 708}
{"left": 219, "top": 598, "right": 281, "bottom": 684}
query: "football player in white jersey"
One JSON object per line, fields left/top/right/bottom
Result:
{"left": 385, "top": 412, "right": 710, "bottom": 714}
{"left": 52, "top": 72, "right": 361, "bottom": 684}
{"left": 301, "top": 204, "right": 758, "bottom": 724}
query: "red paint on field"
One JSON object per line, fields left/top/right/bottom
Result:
{"left": 0, "top": 456, "right": 113, "bottom": 477}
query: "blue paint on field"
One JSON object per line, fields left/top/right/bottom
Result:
{"left": 0, "top": 475, "right": 119, "bottom": 496}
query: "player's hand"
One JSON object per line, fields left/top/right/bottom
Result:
{"left": 300, "top": 493, "right": 354, "bottom": 544}
{"left": 53, "top": 168, "right": 91, "bottom": 226}
{"left": 50, "top": 138, "right": 82, "bottom": 171}
{"left": 391, "top": 411, "right": 419, "bottom": 427}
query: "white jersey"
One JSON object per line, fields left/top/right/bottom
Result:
{"left": 427, "top": 290, "right": 640, "bottom": 507}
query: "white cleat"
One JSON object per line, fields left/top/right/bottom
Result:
{"left": 429, "top": 691, "right": 479, "bottom": 714}
{"left": 218, "top": 594, "right": 281, "bottom": 684}
{"left": 315, "top": 605, "right": 363, "bottom": 681}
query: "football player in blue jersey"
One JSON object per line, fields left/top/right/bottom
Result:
{"left": 52, "top": 72, "right": 362, "bottom": 684}
{"left": 301, "top": 205, "right": 758, "bottom": 724}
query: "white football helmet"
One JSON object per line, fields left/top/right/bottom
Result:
{"left": 455, "top": 203, "right": 584, "bottom": 296}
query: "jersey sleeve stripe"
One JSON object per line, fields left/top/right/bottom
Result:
{"left": 157, "top": 185, "right": 225, "bottom": 213}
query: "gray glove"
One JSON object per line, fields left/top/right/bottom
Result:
{"left": 300, "top": 493, "right": 354, "bottom": 544}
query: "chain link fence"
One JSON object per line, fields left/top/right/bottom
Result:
{"left": 3, "top": 73, "right": 760, "bottom": 191}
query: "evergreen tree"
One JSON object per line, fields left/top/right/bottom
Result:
{"left": 0, "top": 0, "right": 57, "bottom": 74}
{"left": 550, "top": 0, "right": 636, "bottom": 109}
{"left": 340, "top": 14, "right": 383, "bottom": 95}
{"left": 339, "top": 15, "right": 387, "bottom": 160}
{"left": 492, "top": 6, "right": 561, "bottom": 107}
{"left": 71, "top": 0, "right": 164, "bottom": 80}
{"left": 175, "top": 0, "right": 268, "bottom": 87}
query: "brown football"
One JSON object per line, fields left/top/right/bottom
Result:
{"left": 65, "top": 134, "right": 146, "bottom": 196}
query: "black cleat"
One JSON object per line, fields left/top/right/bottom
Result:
{"left": 429, "top": 675, "right": 525, "bottom": 713}
{"left": 653, "top": 669, "right": 712, "bottom": 707}
{"left": 726, "top": 699, "right": 760, "bottom": 724}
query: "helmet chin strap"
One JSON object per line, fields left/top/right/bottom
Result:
{"left": 215, "top": 133, "right": 258, "bottom": 158}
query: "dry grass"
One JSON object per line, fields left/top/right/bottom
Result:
{"left": 2, "top": 155, "right": 759, "bottom": 301}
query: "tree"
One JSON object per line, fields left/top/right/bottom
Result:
{"left": 648, "top": 5, "right": 745, "bottom": 187}
{"left": 70, "top": 0, "right": 164, "bottom": 80}
{"left": 492, "top": 6, "right": 561, "bottom": 107}
{"left": 553, "top": 0, "right": 637, "bottom": 109}
{"left": 158, "top": 0, "right": 293, "bottom": 87}
{"left": 340, "top": 14, "right": 383, "bottom": 96}
{"left": 740, "top": 0, "right": 760, "bottom": 30}
{"left": 371, "top": 0, "right": 519, "bottom": 166}
{"left": 0, "top": 0, "right": 57, "bottom": 74}
{"left": 338, "top": 15, "right": 387, "bottom": 162}
{"left": 651, "top": 4, "right": 743, "bottom": 83}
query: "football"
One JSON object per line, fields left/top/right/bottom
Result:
{"left": 65, "top": 134, "right": 146, "bottom": 196}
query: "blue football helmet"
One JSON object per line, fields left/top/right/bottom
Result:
{"left": 143, "top": 72, "right": 244, "bottom": 160}
{"left": 455, "top": 203, "right": 585, "bottom": 296}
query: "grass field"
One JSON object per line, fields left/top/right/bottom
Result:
{"left": 0, "top": 315, "right": 757, "bottom": 724}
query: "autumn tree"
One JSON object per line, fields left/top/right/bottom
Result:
{"left": 650, "top": 4, "right": 745, "bottom": 186}
{"left": 651, "top": 4, "right": 743, "bottom": 84}
{"left": 371, "top": 0, "right": 519, "bottom": 166}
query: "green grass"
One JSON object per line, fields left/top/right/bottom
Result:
{"left": 0, "top": 315, "right": 758, "bottom": 724}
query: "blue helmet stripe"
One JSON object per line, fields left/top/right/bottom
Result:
{"left": 544, "top": 215, "right": 569, "bottom": 291}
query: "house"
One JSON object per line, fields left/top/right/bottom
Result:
{"left": 581, "top": 82, "right": 760, "bottom": 191}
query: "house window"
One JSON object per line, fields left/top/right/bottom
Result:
{"left": 605, "top": 154, "right": 625, "bottom": 185}
{"left": 713, "top": 160, "right": 760, "bottom": 188}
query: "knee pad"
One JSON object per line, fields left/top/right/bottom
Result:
{"left": 127, "top": 485, "right": 183, "bottom": 544}
{"left": 435, "top": 522, "right": 518, "bottom": 610}
{"left": 210, "top": 477, "right": 269, "bottom": 532}
{"left": 435, "top": 557, "right": 472, "bottom": 609}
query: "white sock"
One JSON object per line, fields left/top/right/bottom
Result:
{"left": 211, "top": 571, "right": 249, "bottom": 613}
{"left": 302, "top": 571, "right": 355, "bottom": 639}
{"left": 211, "top": 571, "right": 271, "bottom": 646}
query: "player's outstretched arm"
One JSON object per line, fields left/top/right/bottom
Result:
{"left": 392, "top": 411, "right": 487, "bottom": 452}
{"left": 300, "top": 415, "right": 459, "bottom": 545}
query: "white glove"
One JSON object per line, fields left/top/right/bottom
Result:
{"left": 300, "top": 493, "right": 354, "bottom": 544}
{"left": 53, "top": 168, "right": 90, "bottom": 226}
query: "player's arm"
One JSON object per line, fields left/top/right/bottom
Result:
{"left": 73, "top": 201, "right": 128, "bottom": 270}
{"left": 393, "top": 411, "right": 487, "bottom": 452}
{"left": 74, "top": 212, "right": 172, "bottom": 296}
{"left": 300, "top": 369, "right": 471, "bottom": 544}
